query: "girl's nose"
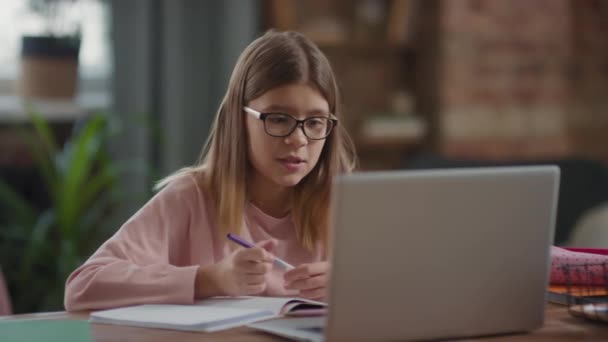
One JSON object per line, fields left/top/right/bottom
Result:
{"left": 284, "top": 124, "right": 308, "bottom": 147}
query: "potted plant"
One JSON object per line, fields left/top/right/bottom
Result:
{"left": 0, "top": 112, "right": 123, "bottom": 312}
{"left": 18, "top": 0, "right": 82, "bottom": 99}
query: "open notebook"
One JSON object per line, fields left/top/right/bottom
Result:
{"left": 89, "top": 296, "right": 326, "bottom": 332}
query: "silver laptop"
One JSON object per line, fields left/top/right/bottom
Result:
{"left": 250, "top": 166, "right": 559, "bottom": 341}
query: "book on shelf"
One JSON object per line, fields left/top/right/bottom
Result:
{"left": 387, "top": 0, "right": 416, "bottom": 45}
{"left": 359, "top": 115, "right": 427, "bottom": 142}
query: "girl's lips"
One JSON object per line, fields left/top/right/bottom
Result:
{"left": 279, "top": 156, "right": 305, "bottom": 163}
{"left": 277, "top": 158, "right": 305, "bottom": 172}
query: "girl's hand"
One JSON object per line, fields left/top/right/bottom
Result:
{"left": 283, "top": 261, "right": 330, "bottom": 301}
{"left": 196, "top": 239, "right": 277, "bottom": 298}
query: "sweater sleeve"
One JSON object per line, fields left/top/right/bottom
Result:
{"left": 64, "top": 176, "right": 203, "bottom": 311}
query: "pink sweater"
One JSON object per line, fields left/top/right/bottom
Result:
{"left": 64, "top": 175, "right": 323, "bottom": 311}
{"left": 0, "top": 268, "right": 11, "bottom": 315}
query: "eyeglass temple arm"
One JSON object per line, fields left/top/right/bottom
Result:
{"left": 245, "top": 106, "right": 338, "bottom": 123}
{"left": 243, "top": 106, "right": 261, "bottom": 118}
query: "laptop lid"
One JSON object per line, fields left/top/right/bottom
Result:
{"left": 325, "top": 166, "right": 559, "bottom": 341}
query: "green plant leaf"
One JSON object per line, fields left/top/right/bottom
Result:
{"left": 0, "top": 223, "right": 29, "bottom": 242}
{"left": 21, "top": 209, "right": 55, "bottom": 273}
{"left": 56, "top": 114, "right": 106, "bottom": 237}
{"left": 2, "top": 109, "right": 147, "bottom": 313}
{"left": 77, "top": 163, "right": 117, "bottom": 214}
{"left": 0, "top": 179, "right": 35, "bottom": 229}
{"left": 25, "top": 111, "right": 60, "bottom": 198}
{"left": 58, "top": 238, "right": 80, "bottom": 284}
{"left": 27, "top": 110, "right": 58, "bottom": 157}
{"left": 19, "top": 128, "right": 59, "bottom": 200}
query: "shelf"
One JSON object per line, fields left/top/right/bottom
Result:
{"left": 0, "top": 91, "right": 110, "bottom": 124}
{"left": 356, "top": 136, "right": 422, "bottom": 151}
{"left": 316, "top": 41, "right": 415, "bottom": 56}
{"left": 264, "top": 0, "right": 422, "bottom": 170}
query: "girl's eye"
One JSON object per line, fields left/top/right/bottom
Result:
{"left": 269, "top": 116, "right": 289, "bottom": 124}
{"left": 306, "top": 119, "right": 325, "bottom": 127}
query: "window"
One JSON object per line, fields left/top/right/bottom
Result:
{"left": 0, "top": 0, "right": 112, "bottom": 93}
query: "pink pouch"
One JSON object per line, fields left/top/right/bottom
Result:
{"left": 564, "top": 247, "right": 608, "bottom": 256}
{"left": 550, "top": 246, "right": 608, "bottom": 286}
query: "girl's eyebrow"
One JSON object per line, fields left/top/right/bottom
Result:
{"left": 262, "top": 105, "right": 330, "bottom": 116}
{"left": 261, "top": 104, "right": 293, "bottom": 113}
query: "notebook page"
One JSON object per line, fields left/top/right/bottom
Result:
{"left": 90, "top": 304, "right": 274, "bottom": 332}
{"left": 195, "top": 296, "right": 327, "bottom": 315}
{"left": 248, "top": 316, "right": 325, "bottom": 342}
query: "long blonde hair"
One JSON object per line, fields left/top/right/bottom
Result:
{"left": 157, "top": 30, "right": 357, "bottom": 251}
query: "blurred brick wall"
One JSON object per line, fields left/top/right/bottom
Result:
{"left": 569, "top": 0, "right": 608, "bottom": 161}
{"left": 436, "top": 0, "right": 608, "bottom": 161}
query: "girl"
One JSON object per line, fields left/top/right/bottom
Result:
{"left": 64, "top": 30, "right": 356, "bottom": 311}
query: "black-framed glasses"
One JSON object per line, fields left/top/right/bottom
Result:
{"left": 244, "top": 106, "right": 337, "bottom": 140}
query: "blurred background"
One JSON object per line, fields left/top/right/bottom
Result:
{"left": 0, "top": 0, "right": 607, "bottom": 314}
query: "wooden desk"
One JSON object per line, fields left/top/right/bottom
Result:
{"left": 1, "top": 304, "right": 606, "bottom": 341}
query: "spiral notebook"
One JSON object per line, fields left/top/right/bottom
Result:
{"left": 89, "top": 296, "right": 326, "bottom": 332}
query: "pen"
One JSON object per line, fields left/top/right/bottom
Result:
{"left": 226, "top": 233, "right": 295, "bottom": 270}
